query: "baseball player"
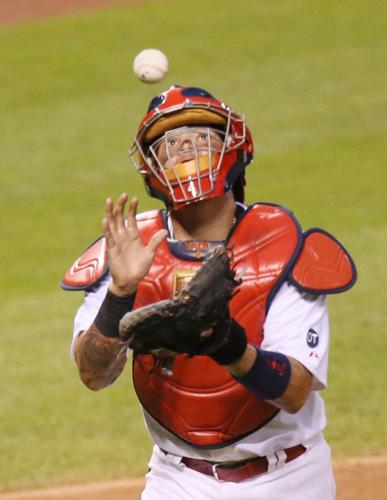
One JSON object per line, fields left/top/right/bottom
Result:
{"left": 62, "top": 85, "right": 357, "bottom": 499}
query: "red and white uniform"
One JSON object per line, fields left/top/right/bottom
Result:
{"left": 66, "top": 202, "right": 356, "bottom": 499}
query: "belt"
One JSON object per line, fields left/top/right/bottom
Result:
{"left": 162, "top": 444, "right": 306, "bottom": 483}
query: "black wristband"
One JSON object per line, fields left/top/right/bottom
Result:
{"left": 209, "top": 319, "right": 248, "bottom": 365}
{"left": 94, "top": 290, "right": 136, "bottom": 338}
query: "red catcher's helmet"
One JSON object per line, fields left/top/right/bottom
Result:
{"left": 129, "top": 85, "right": 254, "bottom": 209}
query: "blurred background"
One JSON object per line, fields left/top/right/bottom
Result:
{"left": 0, "top": 0, "right": 386, "bottom": 493}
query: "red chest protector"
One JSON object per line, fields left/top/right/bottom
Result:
{"left": 133, "top": 205, "right": 301, "bottom": 448}
{"left": 62, "top": 203, "right": 356, "bottom": 449}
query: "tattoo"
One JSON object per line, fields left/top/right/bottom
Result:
{"left": 75, "top": 323, "right": 128, "bottom": 389}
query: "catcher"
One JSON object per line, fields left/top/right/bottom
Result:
{"left": 62, "top": 86, "right": 357, "bottom": 499}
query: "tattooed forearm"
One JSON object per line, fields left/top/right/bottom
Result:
{"left": 74, "top": 324, "right": 129, "bottom": 390}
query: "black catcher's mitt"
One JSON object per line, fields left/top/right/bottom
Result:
{"left": 118, "top": 246, "right": 241, "bottom": 356}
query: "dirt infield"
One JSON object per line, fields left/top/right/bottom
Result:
{"left": 1, "top": 2, "right": 386, "bottom": 499}
{"left": 0, "top": 0, "right": 141, "bottom": 27}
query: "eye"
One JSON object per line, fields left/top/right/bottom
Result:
{"left": 195, "top": 133, "right": 208, "bottom": 143}
{"left": 167, "top": 139, "right": 177, "bottom": 147}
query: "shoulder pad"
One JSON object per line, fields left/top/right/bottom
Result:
{"left": 61, "top": 237, "right": 108, "bottom": 291}
{"left": 61, "top": 210, "right": 162, "bottom": 292}
{"left": 289, "top": 229, "right": 357, "bottom": 294}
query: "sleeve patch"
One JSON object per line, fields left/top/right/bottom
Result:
{"left": 289, "top": 229, "right": 357, "bottom": 294}
{"left": 61, "top": 237, "right": 108, "bottom": 291}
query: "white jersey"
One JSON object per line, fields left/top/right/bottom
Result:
{"left": 72, "top": 276, "right": 330, "bottom": 461}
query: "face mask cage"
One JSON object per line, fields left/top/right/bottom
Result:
{"left": 129, "top": 108, "right": 247, "bottom": 204}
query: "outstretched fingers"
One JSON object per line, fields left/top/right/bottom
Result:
{"left": 114, "top": 193, "right": 129, "bottom": 231}
{"left": 103, "top": 194, "right": 165, "bottom": 259}
{"left": 103, "top": 194, "right": 141, "bottom": 248}
{"left": 126, "top": 196, "right": 139, "bottom": 234}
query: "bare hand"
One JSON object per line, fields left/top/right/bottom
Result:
{"left": 103, "top": 193, "right": 167, "bottom": 296}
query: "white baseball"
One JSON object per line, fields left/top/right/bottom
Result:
{"left": 133, "top": 49, "right": 169, "bottom": 83}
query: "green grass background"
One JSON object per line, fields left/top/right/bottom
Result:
{"left": 1, "top": 0, "right": 386, "bottom": 490}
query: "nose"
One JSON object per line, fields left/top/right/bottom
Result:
{"left": 179, "top": 135, "right": 192, "bottom": 150}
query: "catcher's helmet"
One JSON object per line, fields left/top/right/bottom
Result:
{"left": 129, "top": 85, "right": 254, "bottom": 209}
